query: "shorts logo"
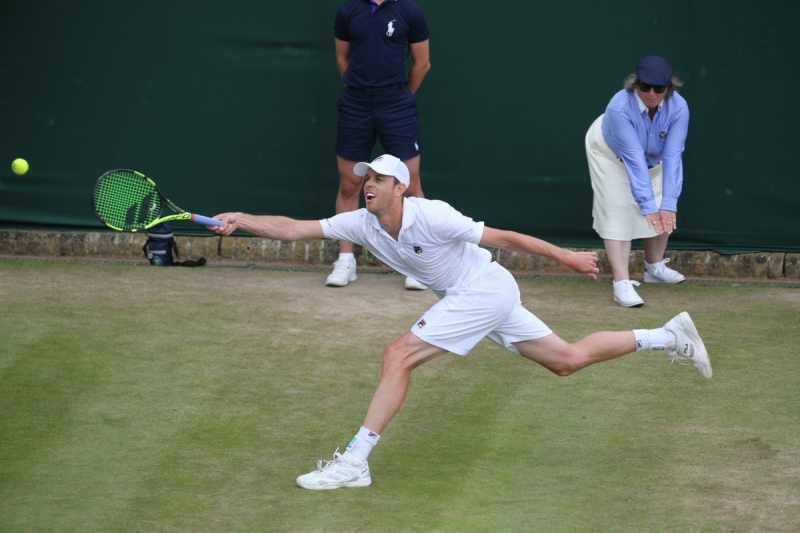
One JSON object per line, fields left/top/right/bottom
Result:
{"left": 386, "top": 20, "right": 396, "bottom": 37}
{"left": 417, "top": 319, "right": 426, "bottom": 329}
{"left": 414, "top": 245, "right": 423, "bottom": 254}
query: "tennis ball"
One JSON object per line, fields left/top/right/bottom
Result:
{"left": 12, "top": 158, "right": 29, "bottom": 176}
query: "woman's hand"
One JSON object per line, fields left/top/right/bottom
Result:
{"left": 659, "top": 210, "right": 677, "bottom": 234}
{"left": 645, "top": 212, "right": 665, "bottom": 235}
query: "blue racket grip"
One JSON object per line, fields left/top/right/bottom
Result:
{"left": 192, "top": 214, "right": 222, "bottom": 227}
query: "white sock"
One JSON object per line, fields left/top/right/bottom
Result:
{"left": 342, "top": 426, "right": 380, "bottom": 465}
{"left": 339, "top": 252, "right": 355, "bottom": 261}
{"left": 633, "top": 328, "right": 676, "bottom": 352}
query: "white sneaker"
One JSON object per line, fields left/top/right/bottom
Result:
{"left": 644, "top": 258, "right": 685, "bottom": 284}
{"left": 613, "top": 280, "right": 644, "bottom": 307}
{"left": 404, "top": 277, "right": 427, "bottom": 290}
{"left": 296, "top": 449, "right": 371, "bottom": 490}
{"left": 664, "top": 312, "right": 712, "bottom": 379}
{"left": 326, "top": 258, "right": 357, "bottom": 287}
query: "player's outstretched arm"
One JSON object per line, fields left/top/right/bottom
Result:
{"left": 210, "top": 212, "right": 324, "bottom": 242}
{"left": 480, "top": 227, "right": 599, "bottom": 280}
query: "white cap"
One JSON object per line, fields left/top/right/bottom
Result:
{"left": 353, "top": 154, "right": 410, "bottom": 187}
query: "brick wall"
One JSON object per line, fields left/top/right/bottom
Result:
{"left": 1, "top": 230, "right": 799, "bottom": 281}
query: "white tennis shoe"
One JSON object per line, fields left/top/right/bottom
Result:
{"left": 296, "top": 449, "right": 371, "bottom": 490}
{"left": 644, "top": 258, "right": 686, "bottom": 284}
{"left": 404, "top": 277, "right": 427, "bottom": 290}
{"left": 326, "top": 257, "right": 357, "bottom": 287}
{"left": 613, "top": 279, "right": 644, "bottom": 307}
{"left": 664, "top": 312, "right": 712, "bottom": 379}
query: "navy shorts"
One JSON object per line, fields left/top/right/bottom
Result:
{"left": 336, "top": 84, "right": 421, "bottom": 161}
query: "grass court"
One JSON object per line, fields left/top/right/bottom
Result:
{"left": 1, "top": 259, "right": 798, "bottom": 532}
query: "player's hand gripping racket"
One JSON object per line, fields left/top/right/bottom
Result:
{"left": 93, "top": 169, "right": 220, "bottom": 231}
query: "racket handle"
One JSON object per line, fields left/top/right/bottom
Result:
{"left": 191, "top": 214, "right": 222, "bottom": 227}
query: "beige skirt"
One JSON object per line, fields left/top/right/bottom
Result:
{"left": 585, "top": 114, "right": 661, "bottom": 241}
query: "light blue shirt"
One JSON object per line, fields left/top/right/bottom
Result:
{"left": 601, "top": 89, "right": 689, "bottom": 215}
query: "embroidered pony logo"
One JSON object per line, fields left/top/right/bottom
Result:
{"left": 386, "top": 20, "right": 396, "bottom": 37}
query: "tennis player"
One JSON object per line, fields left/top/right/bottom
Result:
{"left": 209, "top": 154, "right": 712, "bottom": 490}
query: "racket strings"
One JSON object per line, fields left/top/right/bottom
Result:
{"left": 94, "top": 171, "right": 162, "bottom": 231}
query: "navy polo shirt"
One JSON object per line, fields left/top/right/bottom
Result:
{"left": 335, "top": 0, "right": 430, "bottom": 89}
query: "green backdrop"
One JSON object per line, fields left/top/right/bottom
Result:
{"left": 1, "top": 0, "right": 797, "bottom": 252}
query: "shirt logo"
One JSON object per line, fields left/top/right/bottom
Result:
{"left": 386, "top": 20, "right": 396, "bottom": 37}
{"left": 659, "top": 130, "right": 668, "bottom": 140}
{"left": 417, "top": 319, "right": 426, "bottom": 329}
{"left": 414, "top": 245, "right": 423, "bottom": 254}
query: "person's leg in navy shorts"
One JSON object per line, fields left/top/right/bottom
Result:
{"left": 374, "top": 85, "right": 425, "bottom": 290}
{"left": 327, "top": 88, "right": 377, "bottom": 287}
{"left": 328, "top": 85, "right": 426, "bottom": 290}
{"left": 376, "top": 85, "right": 423, "bottom": 199}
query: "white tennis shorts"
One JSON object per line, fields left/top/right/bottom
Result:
{"left": 411, "top": 262, "right": 552, "bottom": 356}
{"left": 585, "top": 114, "right": 662, "bottom": 241}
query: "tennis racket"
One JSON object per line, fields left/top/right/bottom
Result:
{"left": 92, "top": 169, "right": 221, "bottom": 232}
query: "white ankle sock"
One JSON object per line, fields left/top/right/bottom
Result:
{"left": 339, "top": 253, "right": 355, "bottom": 261}
{"left": 342, "top": 426, "right": 380, "bottom": 464}
{"left": 633, "top": 328, "right": 676, "bottom": 352}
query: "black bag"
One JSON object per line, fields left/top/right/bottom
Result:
{"left": 142, "top": 223, "right": 206, "bottom": 267}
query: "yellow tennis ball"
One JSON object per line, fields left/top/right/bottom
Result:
{"left": 12, "top": 158, "right": 29, "bottom": 176}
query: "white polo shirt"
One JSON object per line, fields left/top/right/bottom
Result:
{"left": 320, "top": 197, "right": 492, "bottom": 293}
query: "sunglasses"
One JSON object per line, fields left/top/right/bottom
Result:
{"left": 637, "top": 81, "right": 669, "bottom": 94}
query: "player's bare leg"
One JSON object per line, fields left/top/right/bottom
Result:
{"left": 361, "top": 331, "right": 446, "bottom": 433}
{"left": 514, "top": 331, "right": 636, "bottom": 376}
{"left": 296, "top": 331, "right": 446, "bottom": 490}
{"left": 513, "top": 318, "right": 710, "bottom": 378}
